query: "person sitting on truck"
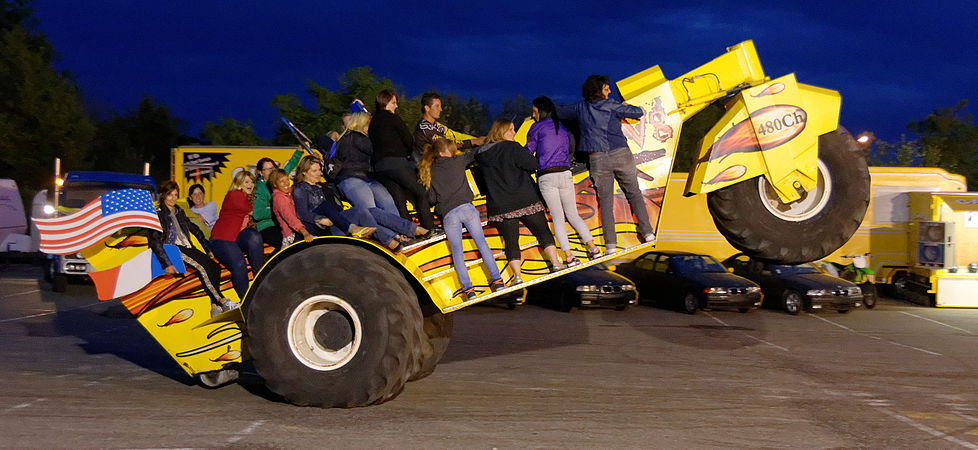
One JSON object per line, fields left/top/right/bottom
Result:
{"left": 526, "top": 96, "right": 601, "bottom": 265}
{"left": 557, "top": 75, "right": 655, "bottom": 255}
{"left": 210, "top": 171, "right": 266, "bottom": 300}
{"left": 254, "top": 152, "right": 303, "bottom": 253}
{"left": 412, "top": 91, "right": 486, "bottom": 163}
{"left": 187, "top": 183, "right": 218, "bottom": 232}
{"left": 149, "top": 181, "right": 236, "bottom": 317}
{"left": 268, "top": 168, "right": 315, "bottom": 247}
{"left": 334, "top": 112, "right": 431, "bottom": 248}
{"left": 369, "top": 89, "right": 436, "bottom": 232}
{"left": 475, "top": 119, "right": 564, "bottom": 285}
{"left": 291, "top": 155, "right": 377, "bottom": 240}
{"left": 418, "top": 139, "right": 504, "bottom": 298}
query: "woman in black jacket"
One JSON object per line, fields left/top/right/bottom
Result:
{"left": 475, "top": 119, "right": 563, "bottom": 285}
{"left": 148, "top": 180, "right": 235, "bottom": 317}
{"left": 368, "top": 89, "right": 435, "bottom": 230}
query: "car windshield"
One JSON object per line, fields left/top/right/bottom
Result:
{"left": 59, "top": 181, "right": 156, "bottom": 208}
{"left": 672, "top": 255, "right": 726, "bottom": 274}
{"left": 770, "top": 264, "right": 817, "bottom": 275}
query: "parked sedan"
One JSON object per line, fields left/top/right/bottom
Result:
{"left": 722, "top": 253, "right": 863, "bottom": 314}
{"left": 614, "top": 251, "right": 761, "bottom": 314}
{"left": 524, "top": 263, "right": 637, "bottom": 312}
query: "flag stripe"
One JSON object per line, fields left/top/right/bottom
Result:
{"left": 36, "top": 188, "right": 163, "bottom": 255}
{"left": 38, "top": 211, "right": 161, "bottom": 243}
{"left": 39, "top": 218, "right": 163, "bottom": 253}
{"left": 33, "top": 200, "right": 104, "bottom": 229}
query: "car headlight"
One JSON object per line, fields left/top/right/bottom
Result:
{"left": 704, "top": 287, "right": 728, "bottom": 294}
{"left": 576, "top": 285, "right": 599, "bottom": 292}
{"left": 807, "top": 289, "right": 831, "bottom": 297}
{"left": 621, "top": 285, "right": 636, "bottom": 291}
{"left": 848, "top": 286, "right": 862, "bottom": 296}
{"left": 746, "top": 286, "right": 761, "bottom": 293}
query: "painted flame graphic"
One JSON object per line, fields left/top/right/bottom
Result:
{"left": 211, "top": 345, "right": 241, "bottom": 362}
{"left": 158, "top": 308, "right": 194, "bottom": 327}
{"left": 710, "top": 105, "right": 807, "bottom": 162}
{"left": 751, "top": 83, "right": 785, "bottom": 98}
{"left": 705, "top": 165, "right": 747, "bottom": 185}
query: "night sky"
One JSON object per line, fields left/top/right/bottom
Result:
{"left": 32, "top": 1, "right": 978, "bottom": 144}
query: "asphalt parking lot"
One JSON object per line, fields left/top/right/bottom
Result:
{"left": 2, "top": 261, "right": 978, "bottom": 448}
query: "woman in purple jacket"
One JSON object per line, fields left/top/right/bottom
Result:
{"left": 526, "top": 96, "right": 601, "bottom": 266}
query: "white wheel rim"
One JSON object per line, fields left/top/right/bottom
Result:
{"left": 287, "top": 295, "right": 362, "bottom": 371}
{"left": 758, "top": 159, "right": 832, "bottom": 222}
{"left": 786, "top": 294, "right": 801, "bottom": 312}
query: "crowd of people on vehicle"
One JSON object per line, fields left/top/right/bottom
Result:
{"left": 148, "top": 75, "right": 656, "bottom": 311}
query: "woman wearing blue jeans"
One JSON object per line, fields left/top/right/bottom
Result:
{"left": 335, "top": 112, "right": 429, "bottom": 250}
{"left": 418, "top": 139, "right": 503, "bottom": 299}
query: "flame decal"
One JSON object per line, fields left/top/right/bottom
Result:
{"left": 211, "top": 345, "right": 241, "bottom": 362}
{"left": 158, "top": 308, "right": 194, "bottom": 327}
{"left": 710, "top": 105, "right": 807, "bottom": 162}
{"left": 705, "top": 165, "right": 747, "bottom": 185}
{"left": 751, "top": 83, "right": 785, "bottom": 97}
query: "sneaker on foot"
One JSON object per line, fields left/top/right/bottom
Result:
{"left": 462, "top": 287, "right": 478, "bottom": 300}
{"left": 603, "top": 247, "right": 621, "bottom": 256}
{"left": 565, "top": 255, "right": 581, "bottom": 267}
{"left": 643, "top": 232, "right": 656, "bottom": 242}
{"left": 489, "top": 279, "right": 505, "bottom": 292}
{"left": 587, "top": 247, "right": 602, "bottom": 260}
{"left": 508, "top": 277, "right": 523, "bottom": 287}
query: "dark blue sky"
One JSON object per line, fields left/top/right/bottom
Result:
{"left": 33, "top": 1, "right": 977, "bottom": 144}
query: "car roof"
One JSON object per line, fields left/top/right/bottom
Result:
{"left": 641, "top": 250, "right": 701, "bottom": 257}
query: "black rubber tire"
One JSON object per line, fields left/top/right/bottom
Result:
{"left": 52, "top": 274, "right": 68, "bottom": 293}
{"left": 409, "top": 302, "right": 454, "bottom": 382}
{"left": 783, "top": 290, "right": 803, "bottom": 315}
{"left": 861, "top": 282, "right": 877, "bottom": 309}
{"left": 245, "top": 244, "right": 423, "bottom": 408}
{"left": 706, "top": 127, "right": 870, "bottom": 264}
{"left": 682, "top": 292, "right": 699, "bottom": 314}
{"left": 888, "top": 271, "right": 909, "bottom": 300}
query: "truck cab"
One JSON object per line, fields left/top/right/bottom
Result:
{"left": 43, "top": 171, "right": 156, "bottom": 292}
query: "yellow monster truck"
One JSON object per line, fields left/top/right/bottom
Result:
{"left": 77, "top": 41, "right": 868, "bottom": 407}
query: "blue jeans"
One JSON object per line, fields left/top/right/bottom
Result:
{"left": 338, "top": 176, "right": 400, "bottom": 217}
{"left": 338, "top": 176, "right": 417, "bottom": 245}
{"left": 211, "top": 228, "right": 264, "bottom": 299}
{"left": 443, "top": 203, "right": 501, "bottom": 289}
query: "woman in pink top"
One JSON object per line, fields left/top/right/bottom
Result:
{"left": 269, "top": 169, "right": 315, "bottom": 247}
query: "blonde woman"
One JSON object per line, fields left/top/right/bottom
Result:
{"left": 475, "top": 119, "right": 564, "bottom": 285}
{"left": 210, "top": 170, "right": 265, "bottom": 299}
{"left": 335, "top": 112, "right": 429, "bottom": 249}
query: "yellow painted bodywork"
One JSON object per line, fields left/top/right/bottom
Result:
{"left": 77, "top": 41, "right": 852, "bottom": 376}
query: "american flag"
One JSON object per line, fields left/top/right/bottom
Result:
{"left": 35, "top": 188, "right": 162, "bottom": 255}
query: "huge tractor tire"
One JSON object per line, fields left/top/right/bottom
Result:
{"left": 245, "top": 244, "right": 423, "bottom": 408}
{"left": 409, "top": 302, "right": 454, "bottom": 381}
{"left": 707, "top": 127, "right": 869, "bottom": 264}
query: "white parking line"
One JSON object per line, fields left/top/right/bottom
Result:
{"left": 227, "top": 420, "right": 266, "bottom": 444}
{"left": 0, "top": 289, "right": 40, "bottom": 300}
{"left": 809, "top": 314, "right": 943, "bottom": 357}
{"left": 704, "top": 312, "right": 789, "bottom": 352}
{"left": 878, "top": 408, "right": 978, "bottom": 449}
{"left": 899, "top": 311, "right": 975, "bottom": 335}
{"left": 3, "top": 398, "right": 46, "bottom": 414}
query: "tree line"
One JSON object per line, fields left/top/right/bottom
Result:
{"left": 2, "top": 0, "right": 976, "bottom": 211}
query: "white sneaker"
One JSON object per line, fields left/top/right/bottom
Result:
{"left": 221, "top": 299, "right": 241, "bottom": 311}
{"left": 643, "top": 233, "right": 656, "bottom": 242}
{"left": 603, "top": 247, "right": 621, "bottom": 256}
